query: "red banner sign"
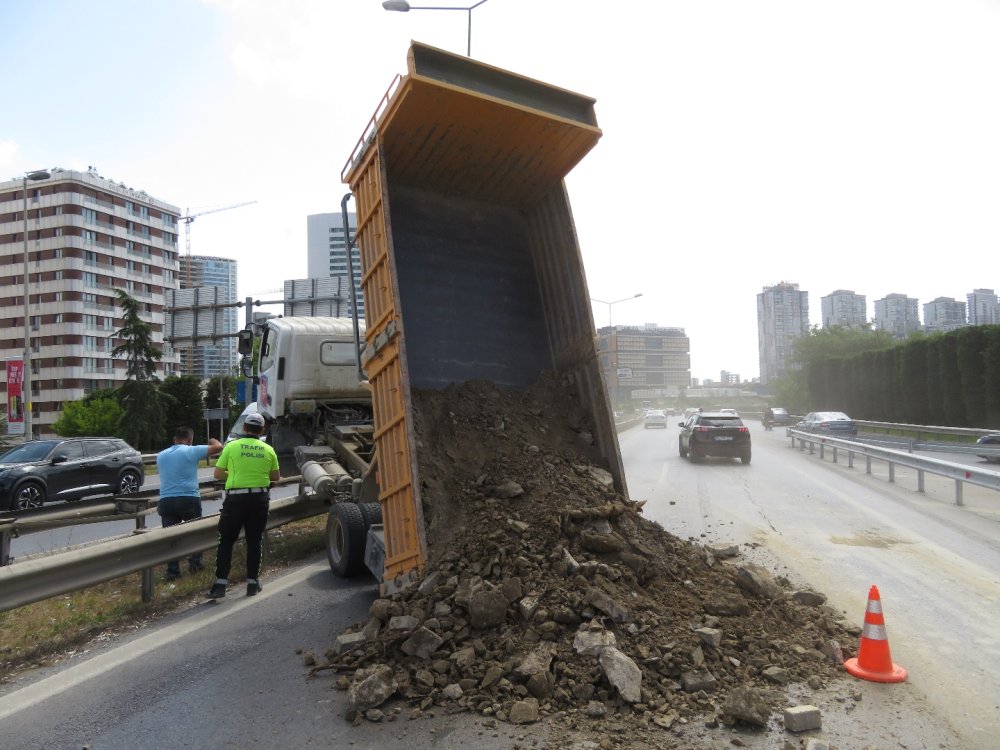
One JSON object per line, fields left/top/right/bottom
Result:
{"left": 7, "top": 358, "right": 24, "bottom": 435}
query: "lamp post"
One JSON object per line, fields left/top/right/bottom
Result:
{"left": 382, "top": 0, "right": 490, "bottom": 57}
{"left": 22, "top": 169, "right": 51, "bottom": 440}
{"left": 590, "top": 293, "right": 643, "bottom": 329}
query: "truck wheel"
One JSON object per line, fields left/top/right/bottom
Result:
{"left": 326, "top": 502, "right": 367, "bottom": 578}
{"left": 358, "top": 502, "right": 382, "bottom": 531}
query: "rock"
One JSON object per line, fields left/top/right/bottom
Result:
{"left": 734, "top": 564, "right": 784, "bottom": 599}
{"left": 362, "top": 618, "right": 381, "bottom": 641}
{"left": 762, "top": 666, "right": 790, "bottom": 685}
{"left": 414, "top": 669, "right": 435, "bottom": 688}
{"left": 722, "top": 686, "right": 771, "bottom": 727}
{"left": 585, "top": 588, "right": 629, "bottom": 623}
{"left": 652, "top": 710, "right": 678, "bottom": 729}
{"left": 500, "top": 577, "right": 523, "bottom": 603}
{"left": 507, "top": 518, "right": 530, "bottom": 533}
{"left": 441, "top": 683, "right": 464, "bottom": 700}
{"left": 599, "top": 647, "right": 642, "bottom": 703}
{"left": 368, "top": 599, "right": 394, "bottom": 622}
{"left": 454, "top": 576, "right": 483, "bottom": 608}
{"left": 703, "top": 593, "right": 750, "bottom": 616}
{"left": 417, "top": 571, "right": 440, "bottom": 596}
{"left": 573, "top": 627, "right": 617, "bottom": 656}
{"left": 493, "top": 480, "right": 524, "bottom": 499}
{"left": 348, "top": 664, "right": 398, "bottom": 711}
{"left": 619, "top": 552, "right": 648, "bottom": 579}
{"left": 509, "top": 698, "right": 539, "bottom": 724}
{"left": 332, "top": 631, "right": 366, "bottom": 655}
{"left": 820, "top": 639, "right": 844, "bottom": 664}
{"left": 469, "top": 588, "right": 508, "bottom": 629}
{"left": 681, "top": 670, "right": 717, "bottom": 693}
{"left": 784, "top": 705, "right": 822, "bottom": 732}
{"left": 705, "top": 542, "right": 740, "bottom": 558}
{"left": 449, "top": 646, "right": 477, "bottom": 670}
{"left": 694, "top": 627, "right": 722, "bottom": 649}
{"left": 388, "top": 615, "right": 419, "bottom": 632}
{"left": 432, "top": 601, "right": 452, "bottom": 617}
{"left": 584, "top": 700, "right": 607, "bottom": 718}
{"left": 587, "top": 466, "right": 614, "bottom": 486}
{"left": 792, "top": 589, "right": 827, "bottom": 606}
{"left": 400, "top": 627, "right": 443, "bottom": 659}
{"left": 364, "top": 708, "right": 384, "bottom": 722}
{"left": 580, "top": 529, "right": 624, "bottom": 553}
{"left": 512, "top": 644, "right": 555, "bottom": 680}
{"left": 519, "top": 595, "right": 540, "bottom": 621}
{"left": 562, "top": 547, "right": 581, "bottom": 575}
{"left": 804, "top": 739, "right": 832, "bottom": 750}
{"left": 526, "top": 671, "right": 554, "bottom": 699}
{"left": 481, "top": 664, "right": 504, "bottom": 689}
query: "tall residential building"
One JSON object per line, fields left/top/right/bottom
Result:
{"left": 0, "top": 167, "right": 180, "bottom": 438}
{"left": 757, "top": 282, "right": 809, "bottom": 384}
{"left": 177, "top": 255, "right": 238, "bottom": 377}
{"left": 923, "top": 297, "right": 966, "bottom": 333}
{"left": 596, "top": 324, "right": 690, "bottom": 407}
{"left": 874, "top": 293, "right": 920, "bottom": 338}
{"left": 306, "top": 212, "right": 363, "bottom": 319}
{"left": 967, "top": 288, "right": 1000, "bottom": 326}
{"left": 820, "top": 289, "right": 867, "bottom": 328}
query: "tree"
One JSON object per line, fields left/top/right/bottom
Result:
{"left": 51, "top": 396, "right": 124, "bottom": 436}
{"left": 160, "top": 375, "right": 207, "bottom": 442}
{"left": 111, "top": 289, "right": 167, "bottom": 451}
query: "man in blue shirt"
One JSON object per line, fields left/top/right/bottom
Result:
{"left": 157, "top": 427, "right": 223, "bottom": 580}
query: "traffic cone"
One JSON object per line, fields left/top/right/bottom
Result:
{"left": 844, "top": 584, "right": 907, "bottom": 683}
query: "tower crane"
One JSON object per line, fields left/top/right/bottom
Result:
{"left": 180, "top": 200, "right": 257, "bottom": 258}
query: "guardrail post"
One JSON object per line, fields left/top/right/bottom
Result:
{"left": 866, "top": 455, "right": 872, "bottom": 474}
{"left": 118, "top": 498, "right": 154, "bottom": 603}
{"left": 888, "top": 462, "right": 895, "bottom": 483}
{"left": 917, "top": 468, "right": 925, "bottom": 493}
{"left": 848, "top": 450, "right": 854, "bottom": 469}
{"left": 955, "top": 479, "right": 964, "bottom": 506}
{"left": 832, "top": 446, "right": 839, "bottom": 464}
{"left": 0, "top": 518, "right": 15, "bottom": 566}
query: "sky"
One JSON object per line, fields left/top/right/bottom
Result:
{"left": 3, "top": 0, "right": 999, "bottom": 381}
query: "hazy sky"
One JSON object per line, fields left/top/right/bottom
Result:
{"left": 4, "top": 0, "right": 998, "bottom": 380}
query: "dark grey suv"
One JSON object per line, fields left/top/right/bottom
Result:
{"left": 0, "top": 438, "right": 144, "bottom": 513}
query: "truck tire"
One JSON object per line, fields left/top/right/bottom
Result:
{"left": 326, "top": 502, "right": 367, "bottom": 578}
{"left": 358, "top": 502, "right": 382, "bottom": 531}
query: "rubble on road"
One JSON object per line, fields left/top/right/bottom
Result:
{"left": 311, "top": 373, "right": 855, "bottom": 747}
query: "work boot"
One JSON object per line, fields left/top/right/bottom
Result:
{"left": 207, "top": 582, "right": 227, "bottom": 599}
{"left": 246, "top": 580, "right": 262, "bottom": 597}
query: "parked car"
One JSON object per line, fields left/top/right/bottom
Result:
{"left": 976, "top": 433, "right": 1000, "bottom": 464}
{"left": 678, "top": 411, "right": 752, "bottom": 464}
{"left": 0, "top": 438, "right": 144, "bottom": 513}
{"left": 794, "top": 411, "right": 858, "bottom": 439}
{"left": 643, "top": 409, "right": 668, "bottom": 429}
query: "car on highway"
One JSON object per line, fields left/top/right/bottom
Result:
{"left": 768, "top": 407, "right": 792, "bottom": 426}
{"left": 794, "top": 411, "right": 858, "bottom": 439}
{"left": 0, "top": 438, "right": 144, "bottom": 513}
{"left": 678, "top": 410, "right": 752, "bottom": 464}
{"left": 977, "top": 433, "right": 1000, "bottom": 464}
{"left": 643, "top": 409, "right": 668, "bottom": 429}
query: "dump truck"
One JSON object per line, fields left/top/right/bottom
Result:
{"left": 257, "top": 42, "right": 627, "bottom": 594}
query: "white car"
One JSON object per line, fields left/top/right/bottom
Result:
{"left": 643, "top": 410, "right": 668, "bottom": 429}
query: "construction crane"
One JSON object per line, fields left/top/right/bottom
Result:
{"left": 180, "top": 200, "right": 257, "bottom": 258}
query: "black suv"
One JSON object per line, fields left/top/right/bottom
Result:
{"left": 0, "top": 438, "right": 144, "bottom": 513}
{"left": 678, "top": 411, "right": 752, "bottom": 464}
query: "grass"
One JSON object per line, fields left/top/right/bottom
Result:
{"left": 0, "top": 515, "right": 327, "bottom": 681}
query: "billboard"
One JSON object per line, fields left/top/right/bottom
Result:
{"left": 6, "top": 358, "right": 24, "bottom": 435}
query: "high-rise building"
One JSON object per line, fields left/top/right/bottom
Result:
{"left": 967, "top": 288, "right": 1000, "bottom": 326}
{"left": 757, "top": 282, "right": 809, "bottom": 384}
{"left": 923, "top": 297, "right": 966, "bottom": 333}
{"left": 0, "top": 167, "right": 180, "bottom": 438}
{"left": 177, "top": 255, "right": 238, "bottom": 377}
{"left": 820, "top": 289, "right": 867, "bottom": 328}
{"left": 596, "top": 324, "right": 690, "bottom": 407}
{"left": 874, "top": 293, "right": 920, "bottom": 338}
{"left": 306, "top": 212, "right": 363, "bottom": 319}
{"left": 720, "top": 370, "right": 740, "bottom": 385}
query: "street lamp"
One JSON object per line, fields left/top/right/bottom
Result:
{"left": 382, "top": 0, "right": 490, "bottom": 57}
{"left": 590, "top": 293, "right": 643, "bottom": 329}
{"left": 22, "top": 169, "right": 51, "bottom": 440}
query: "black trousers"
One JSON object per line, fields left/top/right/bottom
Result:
{"left": 159, "top": 496, "right": 204, "bottom": 576}
{"left": 214, "top": 493, "right": 270, "bottom": 582}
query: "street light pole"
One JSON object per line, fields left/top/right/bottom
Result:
{"left": 22, "top": 169, "right": 51, "bottom": 440}
{"left": 382, "top": 0, "right": 490, "bottom": 57}
{"left": 590, "top": 293, "right": 643, "bottom": 329}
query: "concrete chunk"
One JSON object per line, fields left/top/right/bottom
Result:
{"left": 784, "top": 704, "right": 822, "bottom": 732}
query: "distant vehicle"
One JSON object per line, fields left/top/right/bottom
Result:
{"left": 977, "top": 433, "right": 1000, "bottom": 464}
{"left": 643, "top": 410, "right": 668, "bottom": 429}
{"left": 0, "top": 438, "right": 144, "bottom": 513}
{"left": 795, "top": 411, "right": 858, "bottom": 439}
{"left": 769, "top": 407, "right": 791, "bottom": 426}
{"left": 720, "top": 408, "right": 739, "bottom": 416}
{"left": 678, "top": 411, "right": 751, "bottom": 464}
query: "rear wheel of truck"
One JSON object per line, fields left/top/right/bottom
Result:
{"left": 326, "top": 502, "right": 367, "bottom": 578}
{"left": 358, "top": 502, "right": 382, "bottom": 531}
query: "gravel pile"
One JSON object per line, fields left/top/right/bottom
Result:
{"left": 312, "top": 374, "right": 859, "bottom": 747}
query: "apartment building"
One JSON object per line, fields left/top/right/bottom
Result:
{"left": 306, "top": 212, "right": 363, "bottom": 319}
{"left": 757, "top": 281, "right": 809, "bottom": 384}
{"left": 923, "top": 297, "right": 966, "bottom": 333}
{"left": 820, "top": 289, "right": 867, "bottom": 328}
{"left": 0, "top": 167, "right": 180, "bottom": 438}
{"left": 177, "top": 255, "right": 238, "bottom": 378}
{"left": 874, "top": 293, "right": 920, "bottom": 338}
{"left": 967, "top": 288, "right": 1000, "bottom": 326}
{"left": 596, "top": 324, "right": 690, "bottom": 408}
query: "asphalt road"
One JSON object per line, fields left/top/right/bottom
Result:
{"left": 3, "top": 425, "right": 999, "bottom": 749}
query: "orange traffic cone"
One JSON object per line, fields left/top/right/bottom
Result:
{"left": 844, "top": 584, "right": 907, "bottom": 683}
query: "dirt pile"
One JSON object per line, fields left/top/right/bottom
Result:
{"left": 314, "top": 373, "right": 858, "bottom": 745}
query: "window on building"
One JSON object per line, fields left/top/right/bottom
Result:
{"left": 645, "top": 338, "right": 663, "bottom": 350}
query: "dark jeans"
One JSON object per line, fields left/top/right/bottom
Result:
{"left": 215, "top": 493, "right": 270, "bottom": 582}
{"left": 158, "top": 496, "right": 204, "bottom": 576}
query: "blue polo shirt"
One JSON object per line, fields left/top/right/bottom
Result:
{"left": 157, "top": 444, "right": 209, "bottom": 498}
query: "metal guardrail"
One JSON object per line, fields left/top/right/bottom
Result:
{"left": 0, "top": 493, "right": 326, "bottom": 613}
{"left": 787, "top": 429, "right": 1000, "bottom": 506}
